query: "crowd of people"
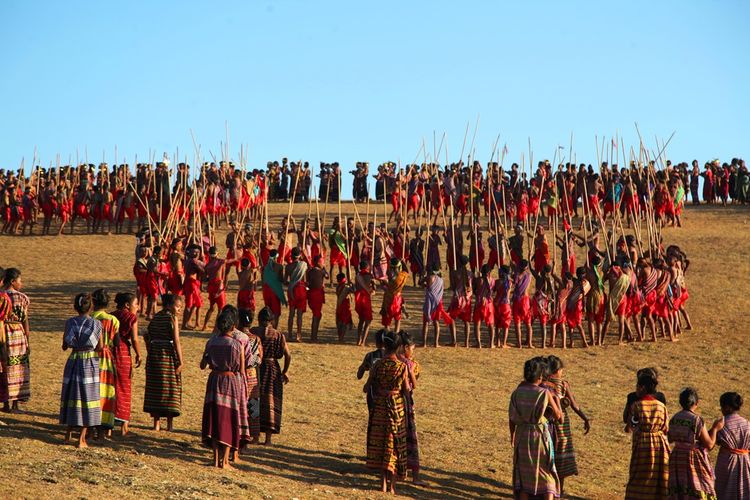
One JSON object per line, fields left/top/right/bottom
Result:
{"left": 507, "top": 360, "right": 749, "bottom": 500}
{"left": 1, "top": 151, "right": 748, "bottom": 496}
{"left": 0, "top": 154, "right": 747, "bottom": 237}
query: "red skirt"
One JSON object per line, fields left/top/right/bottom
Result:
{"left": 381, "top": 294, "right": 403, "bottom": 327}
{"left": 262, "top": 284, "right": 282, "bottom": 317}
{"left": 512, "top": 296, "right": 531, "bottom": 324}
{"left": 566, "top": 300, "right": 583, "bottom": 328}
{"left": 354, "top": 289, "right": 373, "bottom": 321}
{"left": 330, "top": 246, "right": 347, "bottom": 267}
{"left": 237, "top": 289, "right": 256, "bottom": 311}
{"left": 337, "top": 299, "right": 353, "bottom": 325}
{"left": 472, "top": 299, "right": 495, "bottom": 325}
{"left": 424, "top": 301, "right": 453, "bottom": 325}
{"left": 207, "top": 279, "right": 227, "bottom": 309}
{"left": 447, "top": 296, "right": 472, "bottom": 322}
{"left": 287, "top": 282, "right": 307, "bottom": 312}
{"left": 183, "top": 276, "right": 203, "bottom": 308}
{"left": 307, "top": 287, "right": 325, "bottom": 318}
{"left": 494, "top": 302, "right": 512, "bottom": 329}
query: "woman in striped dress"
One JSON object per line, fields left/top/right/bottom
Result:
{"left": 200, "top": 307, "right": 250, "bottom": 468}
{"left": 144, "top": 294, "right": 184, "bottom": 431}
{"left": 251, "top": 307, "right": 291, "bottom": 445}
{"left": 667, "top": 387, "right": 721, "bottom": 500}
{"left": 1, "top": 268, "right": 31, "bottom": 412}
{"left": 625, "top": 371, "right": 671, "bottom": 499}
{"left": 715, "top": 392, "right": 750, "bottom": 500}
{"left": 111, "top": 292, "right": 142, "bottom": 436}
{"left": 509, "top": 357, "right": 562, "bottom": 500}
{"left": 60, "top": 293, "right": 102, "bottom": 448}
{"left": 543, "top": 356, "right": 590, "bottom": 496}
{"left": 365, "top": 330, "right": 408, "bottom": 494}
{"left": 237, "top": 308, "right": 263, "bottom": 444}
{"left": 398, "top": 331, "right": 423, "bottom": 484}
{"left": 90, "top": 289, "right": 119, "bottom": 436}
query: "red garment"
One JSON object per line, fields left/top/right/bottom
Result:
{"left": 287, "top": 282, "right": 307, "bottom": 312}
{"left": 307, "top": 287, "right": 325, "bottom": 318}
{"left": 183, "top": 275, "right": 203, "bottom": 308}
{"left": 407, "top": 193, "right": 420, "bottom": 212}
{"left": 532, "top": 295, "right": 549, "bottom": 325}
{"left": 330, "top": 246, "right": 347, "bottom": 267}
{"left": 494, "top": 302, "right": 512, "bottom": 329}
{"left": 354, "top": 289, "right": 373, "bottom": 321}
{"left": 512, "top": 296, "right": 531, "bottom": 324}
{"left": 447, "top": 296, "right": 472, "bottom": 322}
{"left": 337, "top": 295, "right": 353, "bottom": 325}
{"left": 262, "top": 283, "right": 281, "bottom": 316}
{"left": 472, "top": 299, "right": 495, "bottom": 325}
{"left": 237, "top": 289, "right": 256, "bottom": 311}
{"left": 423, "top": 301, "right": 453, "bottom": 325}
{"left": 566, "top": 299, "right": 583, "bottom": 328}
{"left": 381, "top": 294, "right": 403, "bottom": 327}
{"left": 207, "top": 279, "right": 227, "bottom": 309}
{"left": 166, "top": 272, "right": 184, "bottom": 295}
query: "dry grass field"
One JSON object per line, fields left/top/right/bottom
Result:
{"left": 0, "top": 203, "right": 748, "bottom": 499}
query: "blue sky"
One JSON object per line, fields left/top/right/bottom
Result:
{"left": 1, "top": 0, "right": 748, "bottom": 197}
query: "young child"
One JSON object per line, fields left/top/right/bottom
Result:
{"left": 60, "top": 293, "right": 102, "bottom": 448}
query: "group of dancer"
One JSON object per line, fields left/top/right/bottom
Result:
{"left": 0, "top": 151, "right": 747, "bottom": 237}
{"left": 508, "top": 361, "right": 749, "bottom": 500}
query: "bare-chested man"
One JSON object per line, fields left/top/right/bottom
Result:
{"left": 306, "top": 255, "right": 328, "bottom": 342}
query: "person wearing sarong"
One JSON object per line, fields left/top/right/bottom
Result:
{"left": 398, "top": 332, "right": 423, "bottom": 484}
{"left": 585, "top": 255, "right": 606, "bottom": 346}
{"left": 144, "top": 294, "right": 184, "bottom": 431}
{"left": 357, "top": 329, "right": 385, "bottom": 415}
{"left": 380, "top": 259, "right": 409, "bottom": 331}
{"left": 1, "top": 268, "right": 31, "bottom": 411}
{"left": 261, "top": 250, "right": 286, "bottom": 326}
{"left": 512, "top": 260, "right": 534, "bottom": 349}
{"left": 447, "top": 255, "right": 473, "bottom": 347}
{"left": 111, "top": 292, "right": 142, "bottom": 435}
{"left": 472, "top": 265, "right": 495, "bottom": 348}
{"left": 252, "top": 307, "right": 291, "bottom": 445}
{"left": 715, "top": 392, "right": 750, "bottom": 500}
{"left": 365, "top": 330, "right": 408, "bottom": 494}
{"left": 60, "top": 293, "right": 102, "bottom": 448}
{"left": 543, "top": 356, "right": 590, "bottom": 496}
{"left": 625, "top": 371, "right": 670, "bottom": 499}
{"left": 605, "top": 264, "right": 632, "bottom": 345}
{"left": 237, "top": 308, "right": 263, "bottom": 443}
{"left": 509, "top": 357, "right": 562, "bottom": 499}
{"left": 200, "top": 307, "right": 250, "bottom": 468}
{"left": 284, "top": 247, "right": 308, "bottom": 342}
{"left": 421, "top": 266, "right": 453, "bottom": 348}
{"left": 90, "top": 289, "right": 119, "bottom": 434}
{"left": 668, "top": 387, "right": 721, "bottom": 500}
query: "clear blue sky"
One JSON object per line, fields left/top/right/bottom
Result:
{"left": 1, "top": 0, "right": 748, "bottom": 197}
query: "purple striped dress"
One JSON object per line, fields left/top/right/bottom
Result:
{"left": 715, "top": 413, "right": 750, "bottom": 500}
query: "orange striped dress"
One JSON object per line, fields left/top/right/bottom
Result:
{"left": 91, "top": 310, "right": 119, "bottom": 429}
{"left": 625, "top": 395, "right": 670, "bottom": 499}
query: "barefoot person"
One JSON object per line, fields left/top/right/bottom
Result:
{"left": 237, "top": 258, "right": 257, "bottom": 326}
{"left": 380, "top": 259, "right": 409, "bottom": 333}
{"left": 364, "top": 330, "right": 408, "bottom": 494}
{"left": 306, "top": 255, "right": 327, "bottom": 342}
{"left": 200, "top": 246, "right": 231, "bottom": 331}
{"left": 144, "top": 294, "right": 184, "bottom": 431}
{"left": 398, "top": 331, "right": 424, "bottom": 485}
{"left": 421, "top": 265, "right": 453, "bottom": 348}
{"left": 237, "top": 308, "right": 263, "bottom": 444}
{"left": 200, "top": 307, "right": 250, "bottom": 468}
{"left": 59, "top": 293, "right": 102, "bottom": 448}
{"left": 1, "top": 268, "right": 31, "bottom": 412}
{"left": 354, "top": 261, "right": 375, "bottom": 346}
{"left": 667, "top": 387, "right": 721, "bottom": 500}
{"left": 509, "top": 357, "right": 562, "bottom": 499}
{"left": 182, "top": 245, "right": 205, "bottom": 330}
{"left": 261, "top": 249, "right": 286, "bottom": 329}
{"left": 284, "top": 247, "right": 308, "bottom": 342}
{"left": 715, "top": 391, "right": 750, "bottom": 500}
{"left": 624, "top": 371, "right": 670, "bottom": 499}
{"left": 90, "top": 288, "right": 118, "bottom": 437}
{"left": 252, "top": 307, "right": 291, "bottom": 445}
{"left": 111, "top": 292, "right": 142, "bottom": 436}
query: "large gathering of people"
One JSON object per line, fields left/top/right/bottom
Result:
{"left": 1, "top": 148, "right": 748, "bottom": 497}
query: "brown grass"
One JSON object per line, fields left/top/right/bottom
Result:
{"left": 0, "top": 203, "right": 748, "bottom": 499}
